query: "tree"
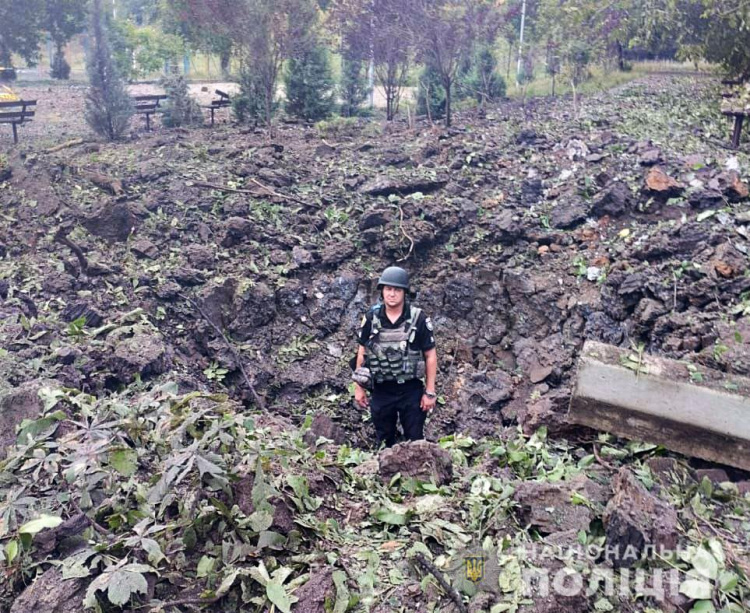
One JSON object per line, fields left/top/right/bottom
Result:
{"left": 180, "top": 0, "right": 318, "bottom": 128}
{"left": 406, "top": 0, "right": 501, "bottom": 127}
{"left": 285, "top": 39, "right": 336, "bottom": 121}
{"left": 464, "top": 44, "right": 506, "bottom": 108}
{"left": 329, "top": 0, "right": 411, "bottom": 121}
{"left": 0, "top": 0, "right": 45, "bottom": 68}
{"left": 45, "top": 0, "right": 88, "bottom": 79}
{"left": 417, "top": 61, "right": 445, "bottom": 120}
{"left": 160, "top": 73, "right": 203, "bottom": 127}
{"left": 339, "top": 50, "right": 369, "bottom": 116}
{"left": 84, "top": 0, "right": 134, "bottom": 140}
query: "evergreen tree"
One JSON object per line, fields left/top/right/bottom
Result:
{"left": 416, "top": 62, "right": 446, "bottom": 120}
{"left": 84, "top": 0, "right": 134, "bottom": 140}
{"left": 284, "top": 40, "right": 335, "bottom": 121}
{"left": 0, "top": 0, "right": 44, "bottom": 68}
{"left": 339, "top": 55, "right": 369, "bottom": 117}
{"left": 45, "top": 0, "right": 87, "bottom": 80}
{"left": 160, "top": 73, "right": 203, "bottom": 127}
{"left": 464, "top": 45, "right": 505, "bottom": 105}
{"left": 233, "top": 65, "right": 270, "bottom": 124}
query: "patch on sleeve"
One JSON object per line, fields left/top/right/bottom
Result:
{"left": 360, "top": 315, "right": 367, "bottom": 328}
{"left": 425, "top": 316, "right": 433, "bottom": 331}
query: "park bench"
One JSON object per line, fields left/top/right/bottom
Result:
{"left": 131, "top": 94, "right": 168, "bottom": 131}
{"left": 722, "top": 108, "right": 748, "bottom": 149}
{"left": 205, "top": 89, "right": 232, "bottom": 126}
{"left": 0, "top": 99, "right": 37, "bottom": 144}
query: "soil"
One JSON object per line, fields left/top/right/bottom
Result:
{"left": 1, "top": 73, "right": 750, "bottom": 613}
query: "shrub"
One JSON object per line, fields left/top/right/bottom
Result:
{"left": 160, "top": 73, "right": 203, "bottom": 128}
{"left": 84, "top": 0, "right": 133, "bottom": 140}
{"left": 284, "top": 41, "right": 335, "bottom": 122}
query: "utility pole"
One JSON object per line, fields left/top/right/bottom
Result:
{"left": 515, "top": 0, "right": 527, "bottom": 86}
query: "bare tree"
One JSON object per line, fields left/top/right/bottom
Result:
{"left": 405, "top": 0, "right": 500, "bottom": 127}
{"left": 182, "top": 0, "right": 317, "bottom": 128}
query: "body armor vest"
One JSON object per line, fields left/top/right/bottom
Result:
{"left": 365, "top": 305, "right": 425, "bottom": 384}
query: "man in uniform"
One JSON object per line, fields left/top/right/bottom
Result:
{"left": 352, "top": 266, "right": 437, "bottom": 447}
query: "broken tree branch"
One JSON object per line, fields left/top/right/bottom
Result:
{"left": 413, "top": 553, "right": 468, "bottom": 613}
{"left": 179, "top": 292, "right": 265, "bottom": 410}
{"left": 396, "top": 205, "right": 415, "bottom": 262}
{"left": 45, "top": 138, "right": 85, "bottom": 153}
{"left": 54, "top": 227, "right": 89, "bottom": 274}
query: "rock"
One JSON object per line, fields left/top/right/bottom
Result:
{"left": 709, "top": 170, "right": 749, "bottom": 202}
{"left": 230, "top": 282, "right": 276, "bottom": 340}
{"left": 110, "top": 331, "right": 170, "bottom": 383}
{"left": 566, "top": 139, "right": 589, "bottom": 161}
{"left": 645, "top": 167, "right": 683, "bottom": 198}
{"left": 455, "top": 367, "right": 513, "bottom": 412}
{"left": 315, "top": 143, "right": 335, "bottom": 156}
{"left": 155, "top": 281, "right": 182, "bottom": 300}
{"left": 82, "top": 202, "right": 135, "bottom": 242}
{"left": 184, "top": 244, "right": 215, "bottom": 269}
{"left": 688, "top": 188, "right": 724, "bottom": 209}
{"left": 171, "top": 268, "right": 205, "bottom": 286}
{"left": 519, "top": 388, "right": 574, "bottom": 436}
{"left": 130, "top": 238, "right": 159, "bottom": 259}
{"left": 701, "top": 316, "right": 750, "bottom": 376}
{"left": 221, "top": 217, "right": 256, "bottom": 247}
{"left": 443, "top": 275, "right": 475, "bottom": 317}
{"left": 521, "top": 179, "right": 544, "bottom": 206}
{"left": 0, "top": 381, "right": 49, "bottom": 459}
{"left": 645, "top": 457, "right": 682, "bottom": 483}
{"left": 303, "top": 414, "right": 348, "bottom": 446}
{"left": 358, "top": 208, "right": 390, "bottom": 230}
{"left": 550, "top": 199, "right": 590, "bottom": 229}
{"left": 359, "top": 175, "right": 448, "bottom": 197}
{"left": 60, "top": 303, "right": 103, "bottom": 327}
{"left": 603, "top": 467, "right": 679, "bottom": 567}
{"left": 516, "top": 128, "right": 538, "bottom": 145}
{"left": 257, "top": 167, "right": 294, "bottom": 187}
{"left": 10, "top": 565, "right": 86, "bottom": 613}
{"left": 708, "top": 242, "right": 746, "bottom": 278}
{"left": 514, "top": 334, "right": 573, "bottom": 385}
{"left": 639, "top": 148, "right": 662, "bottom": 166}
{"left": 378, "top": 440, "right": 453, "bottom": 486}
{"left": 694, "top": 468, "right": 730, "bottom": 485}
{"left": 292, "top": 568, "right": 334, "bottom": 613}
{"left": 513, "top": 475, "right": 609, "bottom": 535}
{"left": 591, "top": 181, "right": 633, "bottom": 217}
{"left": 292, "top": 245, "right": 314, "bottom": 267}
{"left": 321, "top": 241, "right": 355, "bottom": 266}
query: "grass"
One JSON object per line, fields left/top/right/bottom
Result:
{"left": 505, "top": 60, "right": 718, "bottom": 100}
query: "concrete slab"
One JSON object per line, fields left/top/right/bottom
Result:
{"left": 569, "top": 341, "right": 750, "bottom": 471}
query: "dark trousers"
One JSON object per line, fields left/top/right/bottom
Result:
{"left": 370, "top": 382, "right": 426, "bottom": 448}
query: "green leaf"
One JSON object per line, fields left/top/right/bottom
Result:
{"left": 257, "top": 531, "right": 286, "bottom": 550}
{"left": 248, "top": 509, "right": 274, "bottom": 532}
{"left": 691, "top": 548, "right": 719, "bottom": 580}
{"left": 697, "top": 209, "right": 716, "bottom": 222}
{"left": 106, "top": 566, "right": 149, "bottom": 606}
{"left": 61, "top": 549, "right": 97, "bottom": 579}
{"left": 372, "top": 508, "right": 410, "bottom": 526}
{"left": 718, "top": 570, "right": 738, "bottom": 592}
{"left": 266, "top": 581, "right": 293, "bottom": 613}
{"left": 109, "top": 448, "right": 138, "bottom": 477}
{"left": 680, "top": 579, "right": 713, "bottom": 600}
{"left": 141, "top": 538, "right": 165, "bottom": 565}
{"left": 689, "top": 601, "right": 716, "bottom": 613}
{"left": 5, "top": 540, "right": 18, "bottom": 563}
{"left": 215, "top": 568, "right": 240, "bottom": 597}
{"left": 594, "top": 598, "right": 614, "bottom": 611}
{"left": 19, "top": 514, "right": 63, "bottom": 535}
{"left": 332, "top": 570, "right": 350, "bottom": 613}
{"left": 197, "top": 556, "right": 216, "bottom": 578}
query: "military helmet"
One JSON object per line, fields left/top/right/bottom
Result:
{"left": 377, "top": 266, "right": 410, "bottom": 290}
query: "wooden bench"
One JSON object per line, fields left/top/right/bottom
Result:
{"left": 722, "top": 108, "right": 749, "bottom": 149}
{"left": 205, "top": 89, "right": 232, "bottom": 126}
{"left": 0, "top": 99, "right": 37, "bottom": 144}
{"left": 131, "top": 94, "right": 168, "bottom": 131}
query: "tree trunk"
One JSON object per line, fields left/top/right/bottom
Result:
{"left": 616, "top": 40, "right": 625, "bottom": 71}
{"left": 220, "top": 49, "right": 231, "bottom": 78}
{"left": 506, "top": 42, "right": 513, "bottom": 79}
{"left": 444, "top": 81, "right": 452, "bottom": 128}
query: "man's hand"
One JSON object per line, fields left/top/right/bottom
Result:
{"left": 354, "top": 384, "right": 369, "bottom": 409}
{"left": 420, "top": 393, "right": 436, "bottom": 412}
